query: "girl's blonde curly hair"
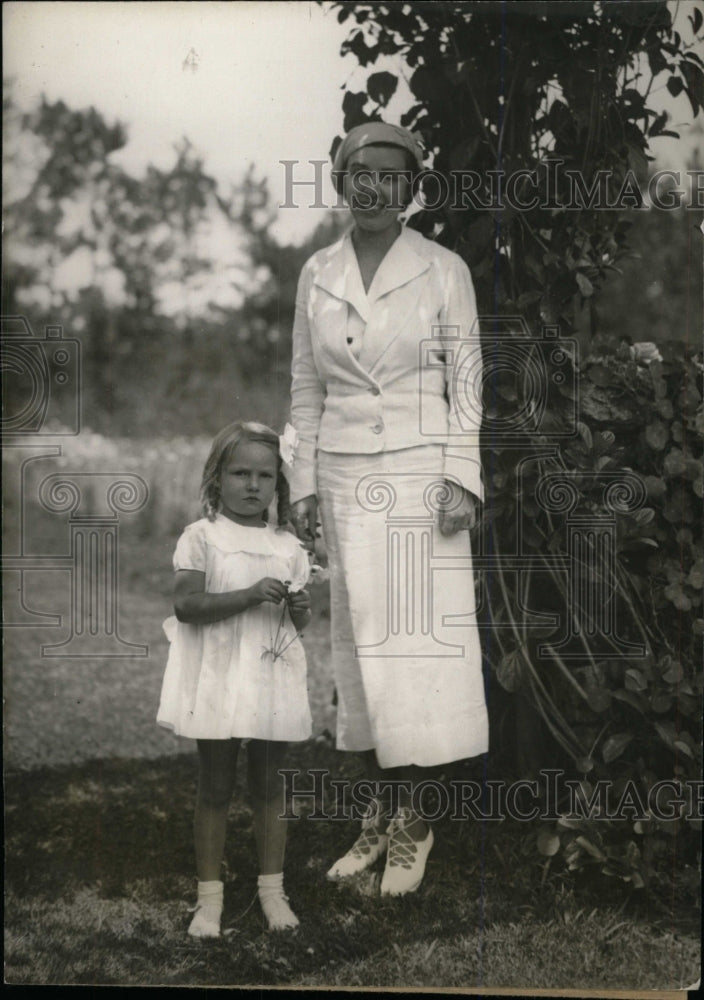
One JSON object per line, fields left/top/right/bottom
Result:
{"left": 200, "top": 421, "right": 290, "bottom": 526}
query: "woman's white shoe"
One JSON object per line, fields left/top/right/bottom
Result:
{"left": 380, "top": 808, "right": 434, "bottom": 896}
{"left": 326, "top": 801, "right": 389, "bottom": 880}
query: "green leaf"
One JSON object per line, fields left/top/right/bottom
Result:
{"left": 624, "top": 668, "right": 648, "bottom": 692}
{"left": 662, "top": 659, "right": 684, "bottom": 683}
{"left": 577, "top": 421, "right": 593, "bottom": 450}
{"left": 664, "top": 582, "right": 692, "bottom": 610}
{"left": 537, "top": 829, "right": 561, "bottom": 857}
{"left": 663, "top": 448, "right": 687, "bottom": 477}
{"left": 645, "top": 420, "right": 669, "bottom": 450}
{"left": 342, "top": 91, "right": 371, "bottom": 131}
{"left": 575, "top": 835, "right": 605, "bottom": 861}
{"left": 650, "top": 692, "right": 673, "bottom": 713}
{"left": 633, "top": 507, "right": 655, "bottom": 526}
{"left": 575, "top": 272, "right": 593, "bottom": 297}
{"left": 557, "top": 816, "right": 584, "bottom": 831}
{"left": 367, "top": 71, "right": 398, "bottom": 108}
{"left": 495, "top": 647, "right": 523, "bottom": 692}
{"left": 643, "top": 475, "right": 667, "bottom": 500}
{"left": 681, "top": 61, "right": 704, "bottom": 115}
{"left": 649, "top": 111, "right": 669, "bottom": 137}
{"left": 586, "top": 686, "right": 611, "bottom": 713}
{"left": 586, "top": 364, "right": 613, "bottom": 387}
{"left": 602, "top": 732, "right": 633, "bottom": 764}
{"left": 654, "top": 720, "right": 678, "bottom": 750}
{"left": 611, "top": 688, "right": 647, "bottom": 712}
{"left": 687, "top": 560, "right": 704, "bottom": 589}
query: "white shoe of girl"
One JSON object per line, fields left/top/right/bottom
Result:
{"left": 258, "top": 872, "right": 299, "bottom": 931}
{"left": 188, "top": 880, "right": 223, "bottom": 937}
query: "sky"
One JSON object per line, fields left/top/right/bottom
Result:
{"left": 3, "top": 1, "right": 361, "bottom": 243}
{"left": 3, "top": 1, "right": 702, "bottom": 246}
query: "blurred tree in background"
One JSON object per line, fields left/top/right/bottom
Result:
{"left": 2, "top": 84, "right": 346, "bottom": 436}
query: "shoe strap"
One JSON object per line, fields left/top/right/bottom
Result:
{"left": 348, "top": 824, "right": 387, "bottom": 859}
{"left": 386, "top": 809, "right": 426, "bottom": 869}
{"left": 387, "top": 831, "right": 418, "bottom": 869}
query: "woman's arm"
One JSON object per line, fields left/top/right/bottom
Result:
{"left": 289, "top": 263, "right": 326, "bottom": 506}
{"left": 441, "top": 254, "right": 483, "bottom": 498}
{"left": 438, "top": 254, "right": 483, "bottom": 535}
{"left": 174, "top": 570, "right": 288, "bottom": 625}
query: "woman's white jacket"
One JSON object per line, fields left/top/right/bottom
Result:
{"left": 289, "top": 226, "right": 483, "bottom": 505}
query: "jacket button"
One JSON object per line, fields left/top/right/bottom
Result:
{"left": 372, "top": 423, "right": 384, "bottom": 434}
{"left": 369, "top": 386, "right": 381, "bottom": 395}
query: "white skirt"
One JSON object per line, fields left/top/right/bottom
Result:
{"left": 317, "top": 445, "right": 488, "bottom": 768}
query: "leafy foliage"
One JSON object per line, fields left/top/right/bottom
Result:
{"left": 328, "top": 0, "right": 703, "bottom": 890}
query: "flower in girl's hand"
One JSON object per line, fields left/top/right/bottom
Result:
{"left": 261, "top": 580, "right": 303, "bottom": 665}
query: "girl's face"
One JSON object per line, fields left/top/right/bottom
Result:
{"left": 218, "top": 439, "right": 278, "bottom": 526}
{"left": 343, "top": 145, "right": 412, "bottom": 236}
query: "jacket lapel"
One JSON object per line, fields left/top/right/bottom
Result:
{"left": 312, "top": 232, "right": 369, "bottom": 324}
{"left": 367, "top": 231, "right": 430, "bottom": 303}
{"left": 360, "top": 232, "right": 430, "bottom": 372}
{"left": 311, "top": 228, "right": 431, "bottom": 378}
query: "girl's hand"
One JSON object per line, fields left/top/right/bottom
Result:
{"left": 248, "top": 577, "right": 288, "bottom": 606}
{"left": 438, "top": 481, "right": 479, "bottom": 536}
{"left": 291, "top": 496, "right": 318, "bottom": 547}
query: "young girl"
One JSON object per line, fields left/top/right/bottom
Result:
{"left": 157, "top": 421, "right": 312, "bottom": 936}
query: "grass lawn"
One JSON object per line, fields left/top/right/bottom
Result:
{"left": 3, "top": 533, "right": 701, "bottom": 989}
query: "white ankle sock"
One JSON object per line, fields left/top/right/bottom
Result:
{"left": 257, "top": 872, "right": 299, "bottom": 931}
{"left": 188, "top": 879, "right": 223, "bottom": 938}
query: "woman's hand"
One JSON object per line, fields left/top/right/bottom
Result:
{"left": 438, "top": 480, "right": 479, "bottom": 536}
{"left": 290, "top": 495, "right": 318, "bottom": 547}
{"left": 287, "top": 588, "right": 312, "bottom": 630}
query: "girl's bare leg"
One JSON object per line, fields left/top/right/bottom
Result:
{"left": 248, "top": 740, "right": 298, "bottom": 929}
{"left": 247, "top": 739, "right": 289, "bottom": 873}
{"left": 194, "top": 738, "right": 240, "bottom": 881}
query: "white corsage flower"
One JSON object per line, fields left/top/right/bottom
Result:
{"left": 309, "top": 562, "right": 330, "bottom": 584}
{"left": 279, "top": 423, "right": 299, "bottom": 469}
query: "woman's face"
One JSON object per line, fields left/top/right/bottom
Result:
{"left": 343, "top": 145, "right": 412, "bottom": 235}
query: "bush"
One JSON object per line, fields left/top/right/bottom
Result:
{"left": 480, "top": 332, "right": 703, "bottom": 890}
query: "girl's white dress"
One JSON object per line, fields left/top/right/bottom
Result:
{"left": 157, "top": 514, "right": 312, "bottom": 742}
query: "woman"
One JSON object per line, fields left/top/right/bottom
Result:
{"left": 288, "top": 122, "right": 488, "bottom": 897}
